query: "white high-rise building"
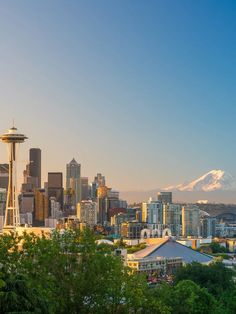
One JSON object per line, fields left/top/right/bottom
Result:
{"left": 77, "top": 200, "right": 98, "bottom": 227}
{"left": 182, "top": 205, "right": 200, "bottom": 237}
{"left": 142, "top": 198, "right": 163, "bottom": 224}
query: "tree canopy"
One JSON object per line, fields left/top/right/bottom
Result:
{"left": 0, "top": 230, "right": 235, "bottom": 313}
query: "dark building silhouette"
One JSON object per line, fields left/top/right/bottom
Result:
{"left": 81, "top": 177, "right": 89, "bottom": 200}
{"left": 157, "top": 192, "right": 172, "bottom": 204}
{"left": 48, "top": 172, "right": 63, "bottom": 212}
{"left": 29, "top": 148, "right": 41, "bottom": 188}
{"left": 0, "top": 164, "right": 9, "bottom": 190}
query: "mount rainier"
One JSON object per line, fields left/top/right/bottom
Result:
{"left": 164, "top": 170, "right": 235, "bottom": 192}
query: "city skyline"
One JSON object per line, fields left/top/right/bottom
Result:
{"left": 1, "top": 1, "right": 236, "bottom": 191}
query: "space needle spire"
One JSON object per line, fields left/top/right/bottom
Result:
{"left": 0, "top": 125, "right": 27, "bottom": 230}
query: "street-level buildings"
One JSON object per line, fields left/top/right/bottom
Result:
{"left": 121, "top": 222, "right": 147, "bottom": 239}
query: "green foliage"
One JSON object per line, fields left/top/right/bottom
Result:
{"left": 0, "top": 272, "right": 48, "bottom": 313}
{"left": 209, "top": 242, "right": 228, "bottom": 253}
{"left": 212, "top": 253, "right": 231, "bottom": 260}
{"left": 0, "top": 229, "right": 149, "bottom": 313}
{"left": 0, "top": 230, "right": 235, "bottom": 313}
{"left": 172, "top": 280, "right": 218, "bottom": 314}
{"left": 175, "top": 262, "right": 235, "bottom": 297}
{"left": 126, "top": 243, "right": 147, "bottom": 254}
{"left": 198, "top": 242, "right": 228, "bottom": 254}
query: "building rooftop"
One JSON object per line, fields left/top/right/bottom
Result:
{"left": 131, "top": 237, "right": 213, "bottom": 264}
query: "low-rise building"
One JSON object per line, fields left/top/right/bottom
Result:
{"left": 121, "top": 222, "right": 147, "bottom": 239}
{"left": 128, "top": 237, "right": 213, "bottom": 266}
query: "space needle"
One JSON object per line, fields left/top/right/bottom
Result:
{"left": 0, "top": 125, "right": 27, "bottom": 230}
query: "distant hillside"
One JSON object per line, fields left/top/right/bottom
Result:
{"left": 120, "top": 190, "right": 236, "bottom": 204}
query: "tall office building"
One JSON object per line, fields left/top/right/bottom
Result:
{"left": 97, "top": 185, "right": 109, "bottom": 224}
{"left": 66, "top": 158, "right": 81, "bottom": 206}
{"left": 0, "top": 164, "right": 9, "bottom": 190}
{"left": 163, "top": 204, "right": 181, "bottom": 236}
{"left": 182, "top": 205, "right": 200, "bottom": 237}
{"left": 81, "top": 177, "right": 89, "bottom": 200}
{"left": 29, "top": 148, "right": 41, "bottom": 188}
{"left": 94, "top": 173, "right": 106, "bottom": 187}
{"left": 157, "top": 192, "right": 172, "bottom": 204}
{"left": 34, "top": 189, "right": 49, "bottom": 225}
{"left": 106, "top": 189, "right": 120, "bottom": 210}
{"left": 22, "top": 163, "right": 35, "bottom": 192}
{"left": 48, "top": 172, "right": 64, "bottom": 212}
{"left": 200, "top": 216, "right": 216, "bottom": 238}
{"left": 142, "top": 198, "right": 163, "bottom": 224}
{"left": 19, "top": 192, "right": 34, "bottom": 214}
{"left": 77, "top": 200, "right": 97, "bottom": 227}
{"left": 90, "top": 173, "right": 106, "bottom": 202}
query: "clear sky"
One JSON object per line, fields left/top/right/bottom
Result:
{"left": 0, "top": 0, "right": 236, "bottom": 191}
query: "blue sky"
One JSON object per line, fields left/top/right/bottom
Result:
{"left": 0, "top": 0, "right": 236, "bottom": 190}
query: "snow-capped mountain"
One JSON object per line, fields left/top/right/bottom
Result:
{"left": 164, "top": 170, "right": 235, "bottom": 192}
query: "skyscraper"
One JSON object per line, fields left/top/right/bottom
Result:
{"left": 94, "top": 173, "right": 106, "bottom": 187}
{"left": 142, "top": 198, "right": 163, "bottom": 224}
{"left": 34, "top": 189, "right": 49, "bottom": 226}
{"left": 163, "top": 204, "right": 181, "bottom": 236}
{"left": 157, "top": 192, "right": 172, "bottom": 204}
{"left": 77, "top": 200, "right": 97, "bottom": 227}
{"left": 81, "top": 177, "right": 89, "bottom": 200}
{"left": 48, "top": 172, "right": 64, "bottom": 211}
{"left": 29, "top": 148, "right": 41, "bottom": 188}
{"left": 90, "top": 173, "right": 106, "bottom": 201}
{"left": 66, "top": 159, "right": 81, "bottom": 207}
{"left": 97, "top": 185, "right": 109, "bottom": 224}
{"left": 182, "top": 205, "right": 200, "bottom": 237}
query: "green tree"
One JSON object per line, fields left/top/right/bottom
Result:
{"left": 144, "top": 283, "right": 172, "bottom": 314}
{"left": 174, "top": 262, "right": 235, "bottom": 297}
{"left": 172, "top": 280, "right": 218, "bottom": 314}
{"left": 209, "top": 242, "right": 227, "bottom": 253}
{"left": 0, "top": 229, "right": 151, "bottom": 313}
{"left": 0, "top": 272, "right": 48, "bottom": 313}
